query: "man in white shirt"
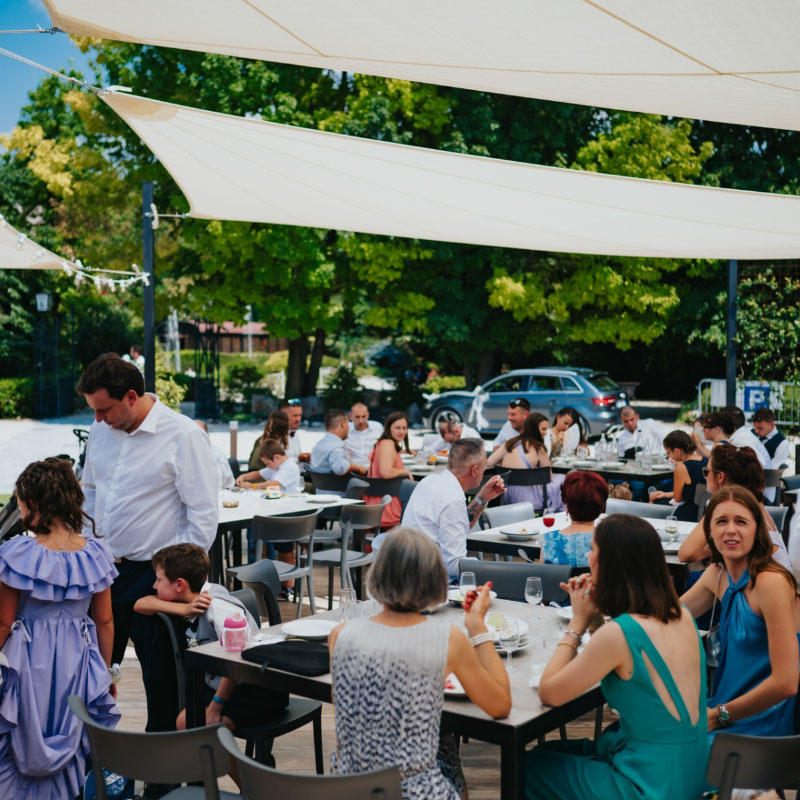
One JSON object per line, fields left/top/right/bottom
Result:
{"left": 617, "top": 406, "right": 664, "bottom": 459}
{"left": 346, "top": 402, "right": 383, "bottom": 468}
{"left": 726, "top": 406, "right": 772, "bottom": 470}
{"left": 281, "top": 400, "right": 310, "bottom": 463}
{"left": 397, "top": 438, "right": 505, "bottom": 579}
{"left": 195, "top": 420, "right": 234, "bottom": 490}
{"left": 427, "top": 420, "right": 483, "bottom": 455}
{"left": 752, "top": 408, "right": 791, "bottom": 468}
{"left": 309, "top": 409, "right": 368, "bottom": 475}
{"left": 492, "top": 398, "right": 531, "bottom": 450}
{"left": 78, "top": 353, "right": 218, "bottom": 733}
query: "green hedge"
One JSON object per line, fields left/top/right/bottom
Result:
{"left": 0, "top": 378, "right": 34, "bottom": 418}
{"left": 424, "top": 374, "right": 466, "bottom": 394}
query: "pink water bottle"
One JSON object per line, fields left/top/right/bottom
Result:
{"left": 221, "top": 613, "right": 248, "bottom": 653}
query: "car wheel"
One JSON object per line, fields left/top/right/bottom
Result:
{"left": 431, "top": 406, "right": 463, "bottom": 428}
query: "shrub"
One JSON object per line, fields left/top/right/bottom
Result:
{"left": 0, "top": 378, "right": 34, "bottom": 418}
{"left": 321, "top": 366, "right": 361, "bottom": 410}
{"left": 424, "top": 374, "right": 466, "bottom": 394}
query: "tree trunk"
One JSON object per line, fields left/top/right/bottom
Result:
{"left": 463, "top": 361, "right": 475, "bottom": 391}
{"left": 305, "top": 328, "right": 326, "bottom": 395}
{"left": 285, "top": 335, "right": 308, "bottom": 399}
{"left": 477, "top": 349, "right": 495, "bottom": 385}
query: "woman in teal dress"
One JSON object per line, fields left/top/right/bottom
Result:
{"left": 682, "top": 485, "right": 800, "bottom": 737}
{"left": 526, "top": 514, "right": 709, "bottom": 800}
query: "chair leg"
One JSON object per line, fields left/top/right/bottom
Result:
{"left": 559, "top": 724, "right": 567, "bottom": 740}
{"left": 328, "top": 566, "right": 334, "bottom": 610}
{"left": 313, "top": 711, "right": 324, "bottom": 774}
{"left": 593, "top": 705, "right": 604, "bottom": 739}
{"left": 245, "top": 739, "right": 255, "bottom": 759}
{"left": 295, "top": 575, "right": 305, "bottom": 619}
{"left": 307, "top": 574, "right": 316, "bottom": 615}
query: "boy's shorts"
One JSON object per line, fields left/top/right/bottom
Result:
{"left": 204, "top": 683, "right": 289, "bottom": 729}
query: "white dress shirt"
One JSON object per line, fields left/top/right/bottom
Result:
{"left": 286, "top": 429, "right": 303, "bottom": 461}
{"left": 787, "top": 504, "right": 800, "bottom": 583}
{"left": 493, "top": 421, "right": 516, "bottom": 449}
{"left": 309, "top": 432, "right": 351, "bottom": 475}
{"left": 81, "top": 395, "right": 219, "bottom": 560}
{"left": 761, "top": 428, "right": 791, "bottom": 468}
{"left": 346, "top": 420, "right": 383, "bottom": 468}
{"left": 730, "top": 426, "right": 772, "bottom": 469}
{"left": 617, "top": 418, "right": 663, "bottom": 459}
{"left": 259, "top": 458, "right": 303, "bottom": 493}
{"left": 399, "top": 469, "right": 469, "bottom": 579}
{"left": 427, "top": 424, "right": 482, "bottom": 455}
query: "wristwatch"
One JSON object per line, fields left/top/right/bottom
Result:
{"left": 717, "top": 704, "right": 731, "bottom": 727}
{"left": 473, "top": 496, "right": 488, "bottom": 508}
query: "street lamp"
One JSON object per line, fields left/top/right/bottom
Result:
{"left": 35, "top": 292, "right": 51, "bottom": 313}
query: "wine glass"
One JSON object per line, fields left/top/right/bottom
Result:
{"left": 459, "top": 572, "right": 477, "bottom": 603}
{"left": 665, "top": 514, "right": 679, "bottom": 540}
{"left": 576, "top": 443, "right": 590, "bottom": 460}
{"left": 339, "top": 588, "right": 357, "bottom": 621}
{"left": 498, "top": 617, "right": 520, "bottom": 673}
{"left": 542, "top": 507, "right": 556, "bottom": 530}
{"left": 524, "top": 576, "right": 543, "bottom": 622}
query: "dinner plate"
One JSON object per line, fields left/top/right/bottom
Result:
{"left": 281, "top": 619, "right": 338, "bottom": 640}
{"left": 493, "top": 636, "right": 531, "bottom": 654}
{"left": 305, "top": 495, "right": 339, "bottom": 504}
{"left": 555, "top": 606, "right": 574, "bottom": 621}
{"left": 600, "top": 462, "right": 626, "bottom": 469}
{"left": 650, "top": 462, "right": 673, "bottom": 471}
{"left": 485, "top": 613, "right": 529, "bottom": 638}
{"left": 448, "top": 588, "right": 498, "bottom": 604}
{"left": 501, "top": 531, "right": 537, "bottom": 542}
{"left": 444, "top": 673, "right": 466, "bottom": 697}
{"left": 574, "top": 460, "right": 594, "bottom": 468}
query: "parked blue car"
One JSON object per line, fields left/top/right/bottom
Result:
{"left": 422, "top": 367, "right": 627, "bottom": 438}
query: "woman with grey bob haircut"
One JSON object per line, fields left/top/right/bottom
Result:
{"left": 329, "top": 526, "right": 512, "bottom": 799}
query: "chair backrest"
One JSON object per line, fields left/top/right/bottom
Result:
{"left": 68, "top": 696, "right": 228, "bottom": 800}
{"left": 458, "top": 559, "right": 570, "bottom": 604}
{"left": 231, "top": 588, "right": 262, "bottom": 628}
{"left": 217, "top": 727, "right": 403, "bottom": 800}
{"left": 764, "top": 468, "right": 785, "bottom": 489}
{"left": 358, "top": 476, "right": 406, "bottom": 497}
{"left": 766, "top": 505, "right": 788, "bottom": 537}
{"left": 251, "top": 509, "right": 320, "bottom": 543}
{"left": 156, "top": 612, "right": 187, "bottom": 712}
{"left": 693, "top": 484, "right": 711, "bottom": 522}
{"left": 706, "top": 731, "right": 800, "bottom": 800}
{"left": 605, "top": 498, "right": 673, "bottom": 519}
{"left": 503, "top": 466, "right": 551, "bottom": 488}
{"left": 309, "top": 471, "right": 353, "bottom": 493}
{"left": 782, "top": 475, "right": 800, "bottom": 492}
{"left": 344, "top": 477, "right": 370, "bottom": 499}
{"left": 228, "top": 457, "right": 242, "bottom": 479}
{"left": 231, "top": 560, "right": 283, "bottom": 624}
{"left": 397, "top": 479, "right": 417, "bottom": 516}
{"left": 483, "top": 502, "right": 534, "bottom": 529}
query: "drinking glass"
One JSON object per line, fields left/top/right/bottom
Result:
{"left": 498, "top": 617, "right": 520, "bottom": 673}
{"left": 339, "top": 588, "right": 357, "bottom": 621}
{"left": 542, "top": 508, "right": 556, "bottom": 530}
{"left": 647, "top": 486, "right": 657, "bottom": 499}
{"left": 576, "top": 444, "right": 590, "bottom": 459}
{"left": 524, "top": 576, "right": 543, "bottom": 622}
{"left": 459, "top": 572, "right": 477, "bottom": 603}
{"left": 665, "top": 514, "right": 679, "bottom": 539}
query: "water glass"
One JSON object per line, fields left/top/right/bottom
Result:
{"left": 647, "top": 486, "right": 657, "bottom": 499}
{"left": 459, "top": 571, "right": 477, "bottom": 602}
{"left": 498, "top": 617, "right": 520, "bottom": 673}
{"left": 524, "top": 576, "right": 543, "bottom": 622}
{"left": 339, "top": 588, "right": 357, "bottom": 621}
{"left": 665, "top": 514, "right": 679, "bottom": 539}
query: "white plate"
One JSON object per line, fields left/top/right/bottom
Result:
{"left": 281, "top": 619, "right": 338, "bottom": 640}
{"left": 448, "top": 588, "right": 498, "bottom": 604}
{"left": 501, "top": 531, "right": 537, "bottom": 542}
{"left": 305, "top": 495, "right": 339, "bottom": 504}
{"left": 444, "top": 673, "right": 466, "bottom": 697}
{"left": 574, "top": 460, "right": 594, "bottom": 468}
{"left": 555, "top": 606, "right": 574, "bottom": 621}
{"left": 650, "top": 462, "right": 673, "bottom": 470}
{"left": 600, "top": 462, "right": 626, "bottom": 469}
{"left": 485, "top": 613, "right": 529, "bottom": 638}
{"left": 493, "top": 638, "right": 532, "bottom": 654}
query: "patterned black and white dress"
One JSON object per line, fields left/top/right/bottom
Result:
{"left": 331, "top": 615, "right": 461, "bottom": 800}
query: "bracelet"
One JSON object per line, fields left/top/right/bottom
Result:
{"left": 564, "top": 630, "right": 583, "bottom": 643}
{"left": 108, "top": 665, "right": 120, "bottom": 685}
{"left": 473, "top": 496, "right": 488, "bottom": 508}
{"left": 557, "top": 640, "right": 578, "bottom": 652}
{"left": 469, "top": 632, "right": 495, "bottom": 648}
{"left": 212, "top": 695, "right": 227, "bottom": 705}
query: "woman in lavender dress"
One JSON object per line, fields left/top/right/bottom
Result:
{"left": 0, "top": 458, "right": 119, "bottom": 800}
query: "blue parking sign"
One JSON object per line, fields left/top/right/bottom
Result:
{"left": 743, "top": 386, "right": 770, "bottom": 413}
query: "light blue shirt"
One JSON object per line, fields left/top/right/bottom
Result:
{"left": 309, "top": 432, "right": 351, "bottom": 475}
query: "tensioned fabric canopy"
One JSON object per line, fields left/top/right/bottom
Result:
{"left": 0, "top": 215, "right": 72, "bottom": 270}
{"left": 101, "top": 91, "right": 800, "bottom": 259}
{"left": 47, "top": 0, "right": 800, "bottom": 131}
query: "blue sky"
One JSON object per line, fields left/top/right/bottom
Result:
{"left": 0, "top": 0, "right": 94, "bottom": 133}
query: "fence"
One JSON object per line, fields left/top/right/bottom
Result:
{"left": 697, "top": 379, "right": 800, "bottom": 427}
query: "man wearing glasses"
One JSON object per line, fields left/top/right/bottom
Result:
{"left": 492, "top": 397, "right": 531, "bottom": 451}
{"left": 281, "top": 399, "right": 311, "bottom": 463}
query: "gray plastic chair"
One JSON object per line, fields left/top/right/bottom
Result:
{"left": 766, "top": 505, "right": 788, "bottom": 537}
{"left": 707, "top": 731, "right": 800, "bottom": 800}
{"left": 458, "top": 559, "right": 570, "bottom": 605}
{"left": 693, "top": 484, "right": 711, "bottom": 522}
{"left": 764, "top": 468, "right": 785, "bottom": 489}
{"left": 68, "top": 695, "right": 237, "bottom": 800}
{"left": 228, "top": 561, "right": 283, "bottom": 624}
{"left": 315, "top": 477, "right": 370, "bottom": 537}
{"left": 313, "top": 498, "right": 390, "bottom": 605}
{"left": 231, "top": 587, "right": 264, "bottom": 625}
{"left": 217, "top": 727, "right": 403, "bottom": 800}
{"left": 605, "top": 498, "right": 673, "bottom": 519}
{"left": 227, "top": 509, "right": 320, "bottom": 618}
{"left": 483, "top": 502, "right": 535, "bottom": 529}
{"left": 308, "top": 471, "right": 353, "bottom": 495}
{"left": 397, "top": 479, "right": 418, "bottom": 517}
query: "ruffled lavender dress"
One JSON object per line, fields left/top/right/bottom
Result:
{"left": 0, "top": 535, "right": 120, "bottom": 799}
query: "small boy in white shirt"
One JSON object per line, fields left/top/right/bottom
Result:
{"left": 235, "top": 439, "right": 303, "bottom": 494}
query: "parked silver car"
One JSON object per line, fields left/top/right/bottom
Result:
{"left": 422, "top": 367, "right": 627, "bottom": 438}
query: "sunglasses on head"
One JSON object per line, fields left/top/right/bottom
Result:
{"left": 508, "top": 398, "right": 528, "bottom": 409}
{"left": 285, "top": 398, "right": 302, "bottom": 406}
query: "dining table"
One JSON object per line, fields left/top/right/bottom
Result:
{"left": 549, "top": 457, "right": 674, "bottom": 490}
{"left": 210, "top": 490, "right": 363, "bottom": 584}
{"left": 184, "top": 599, "right": 604, "bottom": 800}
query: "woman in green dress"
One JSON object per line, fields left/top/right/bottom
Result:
{"left": 526, "top": 514, "right": 709, "bottom": 800}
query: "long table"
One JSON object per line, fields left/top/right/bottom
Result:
{"left": 184, "top": 599, "right": 604, "bottom": 800}
{"left": 210, "top": 492, "right": 362, "bottom": 583}
{"left": 550, "top": 459, "right": 674, "bottom": 490}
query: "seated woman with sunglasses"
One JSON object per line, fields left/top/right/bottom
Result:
{"left": 681, "top": 486, "right": 800, "bottom": 737}
{"left": 677, "top": 444, "right": 790, "bottom": 569}
{"left": 526, "top": 514, "right": 709, "bottom": 800}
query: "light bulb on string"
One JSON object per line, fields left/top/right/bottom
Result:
{"left": 15, "top": 234, "right": 24, "bottom": 251}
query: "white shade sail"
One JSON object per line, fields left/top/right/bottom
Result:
{"left": 47, "top": 0, "right": 800, "bottom": 131}
{"left": 0, "top": 215, "right": 73, "bottom": 270}
{"left": 102, "top": 91, "right": 800, "bottom": 259}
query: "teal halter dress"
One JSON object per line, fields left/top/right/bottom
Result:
{"left": 525, "top": 614, "right": 710, "bottom": 800}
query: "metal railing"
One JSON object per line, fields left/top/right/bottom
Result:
{"left": 697, "top": 378, "right": 800, "bottom": 427}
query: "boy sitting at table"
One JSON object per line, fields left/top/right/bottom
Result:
{"left": 134, "top": 543, "right": 288, "bottom": 735}
{"left": 235, "top": 439, "right": 304, "bottom": 494}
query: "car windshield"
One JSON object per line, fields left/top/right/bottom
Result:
{"left": 589, "top": 374, "right": 620, "bottom": 391}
